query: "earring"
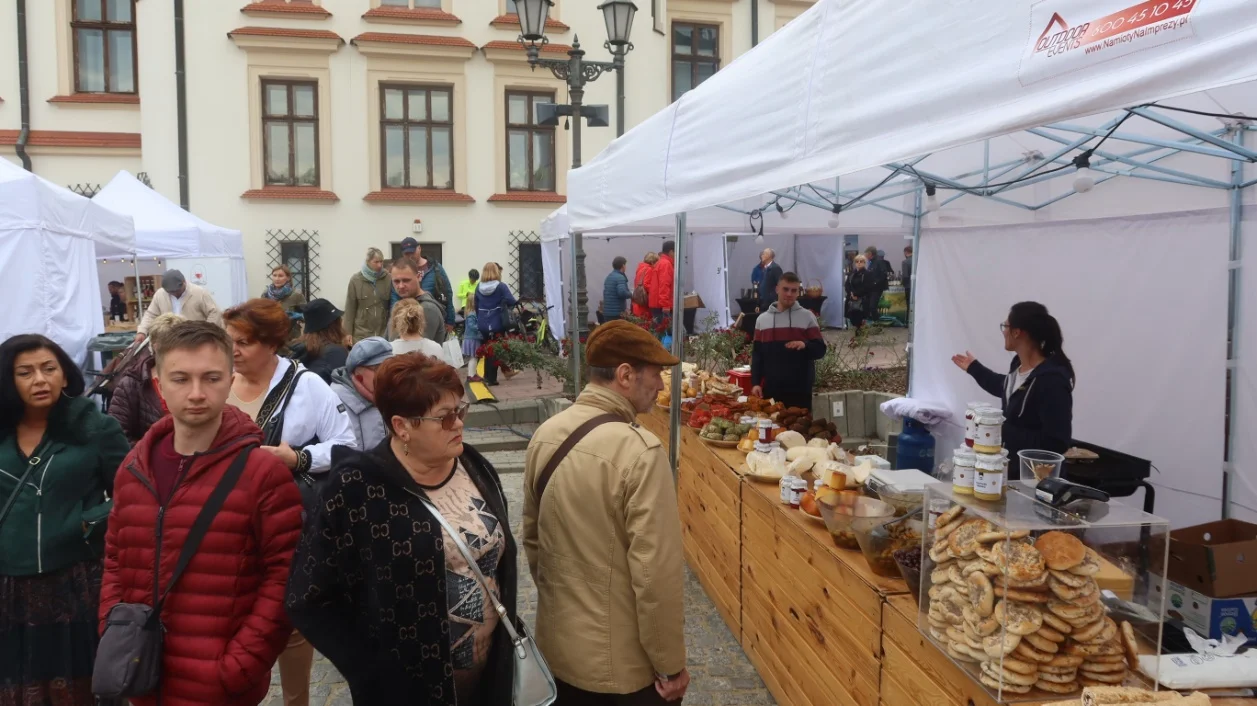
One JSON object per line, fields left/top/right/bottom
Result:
{"left": 403, "top": 440, "right": 410, "bottom": 456}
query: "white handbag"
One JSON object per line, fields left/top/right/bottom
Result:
{"left": 441, "top": 335, "right": 464, "bottom": 368}
{"left": 419, "top": 497, "right": 558, "bottom": 706}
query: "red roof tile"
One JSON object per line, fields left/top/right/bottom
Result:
{"left": 482, "top": 40, "right": 572, "bottom": 55}
{"left": 49, "top": 93, "right": 140, "bottom": 105}
{"left": 352, "top": 32, "right": 476, "bottom": 48}
{"left": 489, "top": 13, "right": 569, "bottom": 31}
{"left": 240, "top": 2, "right": 331, "bottom": 17}
{"left": 364, "top": 190, "right": 475, "bottom": 204}
{"left": 361, "top": 6, "right": 461, "bottom": 24}
{"left": 0, "top": 130, "right": 141, "bottom": 149}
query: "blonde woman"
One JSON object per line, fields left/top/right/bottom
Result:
{"left": 389, "top": 298, "right": 443, "bottom": 359}
{"left": 474, "top": 263, "right": 518, "bottom": 386}
{"left": 845, "top": 254, "right": 874, "bottom": 329}
{"left": 344, "top": 247, "right": 391, "bottom": 342}
{"left": 632, "top": 252, "right": 659, "bottom": 320}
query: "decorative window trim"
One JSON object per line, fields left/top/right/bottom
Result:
{"left": 364, "top": 0, "right": 457, "bottom": 25}
{"left": 227, "top": 26, "right": 345, "bottom": 54}
{"left": 488, "top": 192, "right": 566, "bottom": 204}
{"left": 52, "top": 0, "right": 140, "bottom": 107}
{"left": 351, "top": 32, "right": 476, "bottom": 60}
{"left": 364, "top": 189, "right": 474, "bottom": 204}
{"left": 362, "top": 53, "right": 470, "bottom": 196}
{"left": 238, "top": 50, "right": 334, "bottom": 192}
{"left": 261, "top": 78, "right": 321, "bottom": 188}
{"left": 0, "top": 129, "right": 141, "bottom": 156}
{"left": 667, "top": 1, "right": 733, "bottom": 98}
{"left": 243, "top": 187, "right": 339, "bottom": 202}
{"left": 49, "top": 93, "right": 140, "bottom": 105}
{"left": 481, "top": 41, "right": 573, "bottom": 64}
{"left": 240, "top": 1, "right": 332, "bottom": 19}
{"left": 379, "top": 83, "right": 455, "bottom": 190}
{"left": 70, "top": 0, "right": 139, "bottom": 95}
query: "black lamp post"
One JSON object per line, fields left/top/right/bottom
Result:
{"left": 516, "top": 0, "right": 636, "bottom": 392}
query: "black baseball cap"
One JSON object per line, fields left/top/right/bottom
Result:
{"left": 400, "top": 237, "right": 419, "bottom": 254}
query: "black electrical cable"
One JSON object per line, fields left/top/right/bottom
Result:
{"left": 1135, "top": 103, "right": 1256, "bottom": 122}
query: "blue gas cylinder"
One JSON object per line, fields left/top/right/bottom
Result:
{"left": 895, "top": 417, "right": 936, "bottom": 473}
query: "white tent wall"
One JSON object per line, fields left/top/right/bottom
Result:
{"left": 1226, "top": 211, "right": 1257, "bottom": 523}
{"left": 794, "top": 235, "right": 856, "bottom": 328}
{"left": 542, "top": 239, "right": 566, "bottom": 339}
{"left": 911, "top": 209, "right": 1231, "bottom": 528}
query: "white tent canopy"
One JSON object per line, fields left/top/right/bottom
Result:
{"left": 94, "top": 171, "right": 249, "bottom": 307}
{"left": 567, "top": 0, "right": 1257, "bottom": 232}
{"left": 0, "top": 159, "right": 136, "bottom": 363}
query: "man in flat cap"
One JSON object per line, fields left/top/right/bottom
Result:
{"left": 136, "top": 270, "right": 223, "bottom": 342}
{"left": 524, "top": 320, "right": 690, "bottom": 704}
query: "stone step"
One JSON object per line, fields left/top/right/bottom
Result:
{"left": 481, "top": 450, "right": 527, "bottom": 475}
{"left": 463, "top": 424, "right": 537, "bottom": 453}
{"left": 465, "top": 398, "right": 544, "bottom": 427}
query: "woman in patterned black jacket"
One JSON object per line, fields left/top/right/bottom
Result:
{"left": 286, "top": 352, "right": 518, "bottom": 706}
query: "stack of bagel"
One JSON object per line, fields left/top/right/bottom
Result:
{"left": 925, "top": 508, "right": 1143, "bottom": 697}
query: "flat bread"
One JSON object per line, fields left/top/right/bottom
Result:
{"left": 1120, "top": 621, "right": 1141, "bottom": 669}
{"left": 1048, "top": 598, "right": 1094, "bottom": 621}
{"left": 1039, "top": 663, "right": 1079, "bottom": 675}
{"left": 995, "top": 586, "right": 1051, "bottom": 603}
{"left": 1077, "top": 618, "right": 1118, "bottom": 646}
{"left": 1079, "top": 660, "right": 1126, "bottom": 674}
{"left": 1023, "top": 632, "right": 1061, "bottom": 653}
{"left": 1045, "top": 654, "right": 1085, "bottom": 668}
{"left": 949, "top": 518, "right": 996, "bottom": 558}
{"left": 1067, "top": 548, "right": 1102, "bottom": 576}
{"left": 1078, "top": 669, "right": 1126, "bottom": 684}
{"left": 979, "top": 672, "right": 1031, "bottom": 694}
{"left": 982, "top": 632, "right": 1022, "bottom": 659}
{"left": 1035, "top": 678, "right": 1081, "bottom": 694}
{"left": 1065, "top": 641, "right": 1124, "bottom": 657}
{"left": 1072, "top": 616, "right": 1110, "bottom": 643}
{"left": 1050, "top": 569, "right": 1092, "bottom": 589}
{"left": 995, "top": 656, "right": 1039, "bottom": 676}
{"left": 968, "top": 571, "right": 995, "bottom": 618}
{"left": 994, "top": 600, "right": 1043, "bottom": 636}
{"left": 1049, "top": 574, "right": 1097, "bottom": 601}
{"left": 1037, "top": 625, "right": 1068, "bottom": 643}
{"left": 1042, "top": 611, "right": 1074, "bottom": 634}
{"left": 1013, "top": 640, "right": 1056, "bottom": 664}
{"left": 980, "top": 661, "right": 1039, "bottom": 687}
{"left": 1035, "top": 531, "right": 1087, "bottom": 571}
{"left": 1036, "top": 670, "right": 1079, "bottom": 684}
{"left": 976, "top": 529, "right": 1031, "bottom": 544}
{"left": 937, "top": 504, "right": 965, "bottom": 527}
{"left": 991, "top": 541, "right": 1047, "bottom": 582}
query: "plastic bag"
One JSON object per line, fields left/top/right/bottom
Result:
{"left": 442, "top": 336, "right": 463, "bottom": 368}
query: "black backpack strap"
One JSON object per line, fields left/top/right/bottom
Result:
{"left": 151, "top": 445, "right": 255, "bottom": 618}
{"left": 534, "top": 414, "right": 621, "bottom": 502}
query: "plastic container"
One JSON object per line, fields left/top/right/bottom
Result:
{"left": 973, "top": 451, "right": 1008, "bottom": 500}
{"left": 892, "top": 545, "right": 923, "bottom": 605}
{"left": 972, "top": 407, "right": 1004, "bottom": 453}
{"left": 817, "top": 494, "right": 895, "bottom": 550}
{"left": 855, "top": 513, "right": 924, "bottom": 577}
{"left": 951, "top": 446, "right": 976, "bottom": 495}
{"left": 1018, "top": 449, "right": 1065, "bottom": 486}
{"left": 865, "top": 467, "right": 933, "bottom": 516}
{"left": 963, "top": 402, "right": 985, "bottom": 448}
{"left": 894, "top": 417, "right": 936, "bottom": 473}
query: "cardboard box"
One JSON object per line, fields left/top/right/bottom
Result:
{"left": 683, "top": 293, "right": 704, "bottom": 309}
{"left": 1166, "top": 519, "right": 1257, "bottom": 598}
{"left": 1151, "top": 576, "right": 1257, "bottom": 646}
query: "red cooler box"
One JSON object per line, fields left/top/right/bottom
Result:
{"left": 727, "top": 369, "right": 752, "bottom": 395}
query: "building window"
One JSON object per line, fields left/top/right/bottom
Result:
{"left": 506, "top": 90, "right": 556, "bottom": 192}
{"left": 390, "top": 241, "right": 444, "bottom": 264}
{"left": 381, "top": 0, "right": 442, "bottom": 7}
{"left": 671, "top": 22, "right": 719, "bottom": 101}
{"left": 72, "top": 0, "right": 137, "bottom": 94}
{"left": 262, "top": 79, "right": 320, "bottom": 187}
{"left": 518, "top": 242, "right": 544, "bottom": 299}
{"left": 381, "top": 85, "right": 454, "bottom": 190}
{"left": 280, "top": 241, "right": 312, "bottom": 299}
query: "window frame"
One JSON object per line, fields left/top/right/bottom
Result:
{"left": 670, "top": 21, "right": 721, "bottom": 102}
{"left": 261, "top": 78, "right": 322, "bottom": 188}
{"left": 379, "top": 83, "right": 455, "bottom": 190}
{"left": 279, "top": 241, "right": 312, "bottom": 300}
{"left": 504, "top": 89, "right": 557, "bottom": 193}
{"left": 71, "top": 0, "right": 138, "bottom": 95}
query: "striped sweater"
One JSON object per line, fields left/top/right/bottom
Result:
{"left": 750, "top": 302, "right": 827, "bottom": 409}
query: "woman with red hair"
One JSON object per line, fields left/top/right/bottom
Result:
{"left": 287, "top": 353, "right": 519, "bottom": 706}
{"left": 222, "top": 298, "right": 355, "bottom": 706}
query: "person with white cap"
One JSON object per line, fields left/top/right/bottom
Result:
{"left": 136, "top": 269, "right": 222, "bottom": 342}
{"left": 329, "top": 337, "right": 393, "bottom": 451}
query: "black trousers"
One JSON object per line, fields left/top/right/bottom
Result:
{"left": 556, "top": 679, "right": 681, "bottom": 706}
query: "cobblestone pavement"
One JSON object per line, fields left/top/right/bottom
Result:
{"left": 265, "top": 474, "right": 774, "bottom": 705}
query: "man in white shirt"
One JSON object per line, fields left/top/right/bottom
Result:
{"left": 136, "top": 270, "right": 223, "bottom": 342}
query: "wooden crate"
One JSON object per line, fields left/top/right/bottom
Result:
{"left": 741, "top": 480, "right": 907, "bottom": 706}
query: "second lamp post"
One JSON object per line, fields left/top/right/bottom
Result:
{"left": 516, "top": 0, "right": 636, "bottom": 391}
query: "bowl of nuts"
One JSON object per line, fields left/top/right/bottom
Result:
{"left": 854, "top": 512, "right": 923, "bottom": 578}
{"left": 892, "top": 545, "right": 923, "bottom": 605}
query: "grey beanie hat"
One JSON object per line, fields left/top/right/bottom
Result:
{"left": 161, "top": 270, "right": 186, "bottom": 291}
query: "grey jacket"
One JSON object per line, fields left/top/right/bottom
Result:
{"left": 330, "top": 368, "right": 387, "bottom": 452}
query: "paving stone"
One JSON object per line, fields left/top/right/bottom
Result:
{"left": 267, "top": 473, "right": 774, "bottom": 705}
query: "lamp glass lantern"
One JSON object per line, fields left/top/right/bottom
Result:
{"left": 598, "top": 0, "right": 638, "bottom": 46}
{"left": 515, "top": 0, "right": 553, "bottom": 41}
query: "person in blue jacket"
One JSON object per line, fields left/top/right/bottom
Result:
{"left": 390, "top": 237, "right": 456, "bottom": 332}
{"left": 475, "top": 263, "right": 519, "bottom": 386}
{"left": 602, "top": 256, "right": 632, "bottom": 320}
{"left": 952, "top": 301, "right": 1075, "bottom": 471}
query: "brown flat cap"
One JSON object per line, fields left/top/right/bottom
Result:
{"left": 586, "top": 319, "right": 681, "bottom": 368}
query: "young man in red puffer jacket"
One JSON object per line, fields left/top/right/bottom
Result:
{"left": 99, "top": 321, "right": 303, "bottom": 706}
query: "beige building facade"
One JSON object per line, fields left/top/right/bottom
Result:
{"left": 0, "top": 0, "right": 811, "bottom": 303}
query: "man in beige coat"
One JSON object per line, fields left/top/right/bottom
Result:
{"left": 524, "top": 319, "right": 689, "bottom": 705}
{"left": 136, "top": 270, "right": 222, "bottom": 342}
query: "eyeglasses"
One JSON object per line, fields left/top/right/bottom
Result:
{"left": 999, "top": 323, "right": 1010, "bottom": 333}
{"left": 411, "top": 402, "right": 470, "bottom": 431}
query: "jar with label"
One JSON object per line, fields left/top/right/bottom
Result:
{"left": 779, "top": 474, "right": 795, "bottom": 505}
{"left": 973, "top": 452, "right": 1008, "bottom": 501}
{"left": 952, "top": 446, "right": 977, "bottom": 495}
{"left": 757, "top": 418, "right": 773, "bottom": 445}
{"left": 963, "top": 402, "right": 984, "bottom": 448}
{"left": 973, "top": 407, "right": 1005, "bottom": 454}
{"left": 789, "top": 477, "right": 807, "bottom": 508}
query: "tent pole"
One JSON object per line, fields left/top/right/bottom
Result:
{"left": 1223, "top": 128, "right": 1245, "bottom": 520}
{"left": 568, "top": 236, "right": 580, "bottom": 395}
{"left": 668, "top": 213, "right": 687, "bottom": 477}
{"left": 133, "top": 258, "right": 144, "bottom": 320}
{"left": 907, "top": 186, "right": 922, "bottom": 397}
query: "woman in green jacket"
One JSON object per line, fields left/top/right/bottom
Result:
{"left": 343, "top": 247, "right": 392, "bottom": 343}
{"left": 0, "top": 335, "right": 129, "bottom": 705}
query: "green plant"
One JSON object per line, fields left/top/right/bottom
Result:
{"left": 686, "top": 314, "right": 752, "bottom": 373}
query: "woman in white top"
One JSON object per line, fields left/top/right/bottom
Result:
{"left": 221, "top": 297, "right": 356, "bottom": 706}
{"left": 389, "top": 298, "right": 444, "bottom": 359}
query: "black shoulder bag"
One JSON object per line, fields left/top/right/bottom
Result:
{"left": 93, "top": 445, "right": 255, "bottom": 699}
{"left": 258, "top": 365, "right": 323, "bottom": 511}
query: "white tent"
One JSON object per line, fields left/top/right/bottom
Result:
{"left": 0, "top": 159, "right": 136, "bottom": 363}
{"left": 560, "top": 0, "right": 1257, "bottom": 526}
{"left": 94, "top": 171, "right": 249, "bottom": 308}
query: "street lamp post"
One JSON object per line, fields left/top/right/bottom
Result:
{"left": 516, "top": 0, "right": 636, "bottom": 393}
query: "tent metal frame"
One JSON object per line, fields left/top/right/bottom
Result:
{"left": 657, "top": 105, "right": 1251, "bottom": 518}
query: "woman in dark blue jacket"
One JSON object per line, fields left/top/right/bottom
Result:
{"left": 475, "top": 263, "right": 519, "bottom": 386}
{"left": 952, "top": 301, "right": 1075, "bottom": 472}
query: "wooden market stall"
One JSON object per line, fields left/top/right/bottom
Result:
{"left": 640, "top": 408, "right": 1252, "bottom": 706}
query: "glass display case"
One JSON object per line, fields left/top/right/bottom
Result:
{"left": 917, "top": 481, "right": 1171, "bottom": 703}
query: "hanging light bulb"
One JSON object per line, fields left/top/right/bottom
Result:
{"left": 1072, "top": 150, "right": 1096, "bottom": 193}
{"left": 755, "top": 232, "right": 765, "bottom": 245}
{"left": 925, "top": 183, "right": 940, "bottom": 213}
{"left": 827, "top": 204, "right": 841, "bottom": 229}
{"left": 775, "top": 201, "right": 788, "bottom": 220}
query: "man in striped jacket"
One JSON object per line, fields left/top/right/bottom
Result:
{"left": 749, "top": 272, "right": 828, "bottom": 411}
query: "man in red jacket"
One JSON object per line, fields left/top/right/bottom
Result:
{"left": 649, "top": 240, "right": 676, "bottom": 329}
{"left": 100, "top": 321, "right": 304, "bottom": 706}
